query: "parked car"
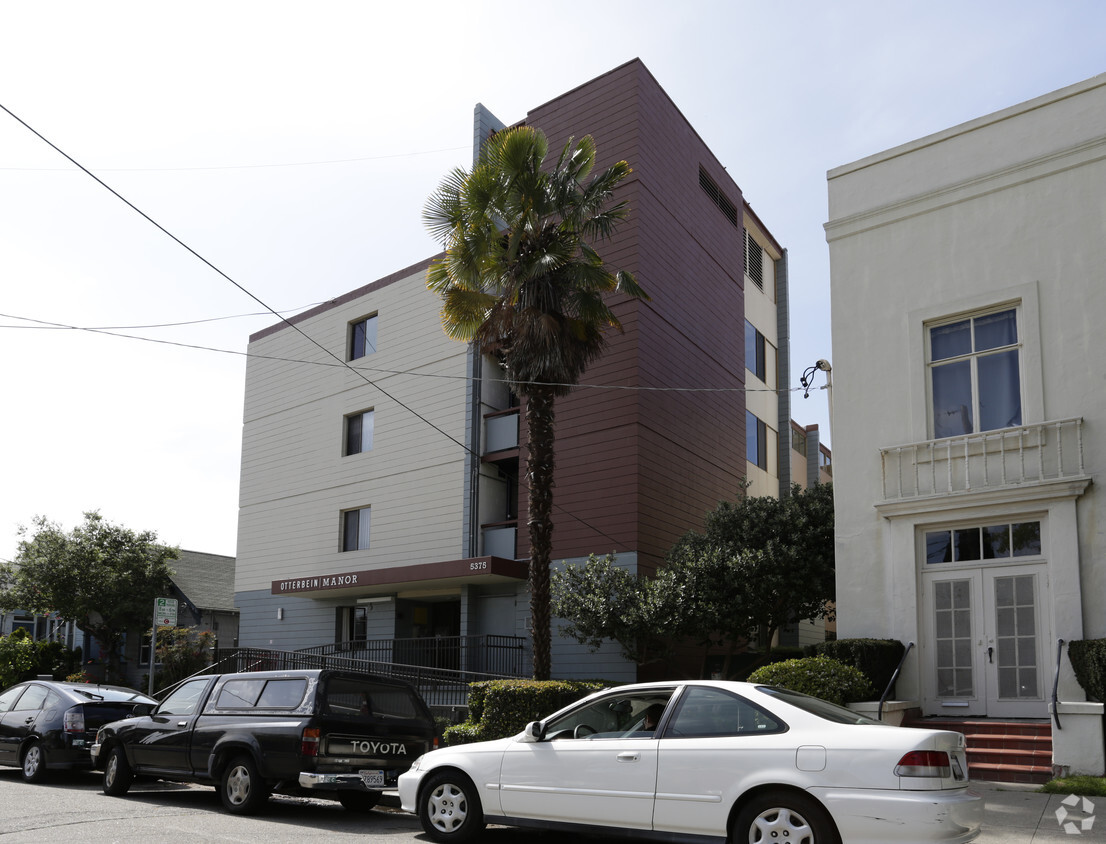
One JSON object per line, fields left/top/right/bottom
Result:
{"left": 0, "top": 679, "right": 155, "bottom": 783}
{"left": 399, "top": 680, "right": 983, "bottom": 844}
{"left": 91, "top": 668, "right": 436, "bottom": 815}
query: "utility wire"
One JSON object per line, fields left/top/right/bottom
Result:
{"left": 0, "top": 105, "right": 636, "bottom": 550}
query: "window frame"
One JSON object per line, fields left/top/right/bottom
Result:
{"left": 345, "top": 409, "right": 375, "bottom": 456}
{"left": 746, "top": 411, "right": 768, "bottom": 470}
{"left": 348, "top": 314, "right": 379, "bottom": 361}
{"left": 908, "top": 284, "right": 1043, "bottom": 445}
{"left": 342, "top": 506, "right": 371, "bottom": 552}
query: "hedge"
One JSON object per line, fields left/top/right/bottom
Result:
{"left": 813, "top": 638, "right": 905, "bottom": 698}
{"left": 444, "top": 679, "right": 608, "bottom": 746}
{"left": 747, "top": 655, "right": 874, "bottom": 705}
{"left": 1068, "top": 639, "right": 1106, "bottom": 702}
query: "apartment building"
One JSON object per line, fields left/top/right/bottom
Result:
{"left": 235, "top": 59, "right": 807, "bottom": 681}
{"left": 827, "top": 74, "right": 1104, "bottom": 775}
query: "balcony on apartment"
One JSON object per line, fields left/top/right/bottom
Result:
{"left": 880, "top": 417, "right": 1087, "bottom": 501}
{"left": 481, "top": 405, "right": 520, "bottom": 559}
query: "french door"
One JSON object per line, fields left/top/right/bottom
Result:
{"left": 922, "top": 564, "right": 1049, "bottom": 718}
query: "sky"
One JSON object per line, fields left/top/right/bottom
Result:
{"left": 2, "top": 0, "right": 1104, "bottom": 563}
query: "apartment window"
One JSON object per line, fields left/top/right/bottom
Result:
{"left": 792, "top": 427, "right": 807, "bottom": 456}
{"left": 746, "top": 411, "right": 768, "bottom": 470}
{"left": 745, "top": 321, "right": 766, "bottom": 382}
{"left": 925, "top": 521, "right": 1041, "bottom": 564}
{"left": 929, "top": 307, "right": 1021, "bottom": 438}
{"left": 349, "top": 315, "right": 378, "bottom": 361}
{"left": 345, "top": 410, "right": 374, "bottom": 455}
{"left": 342, "top": 507, "right": 371, "bottom": 551}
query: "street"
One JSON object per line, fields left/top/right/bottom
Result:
{"left": 0, "top": 768, "right": 612, "bottom": 844}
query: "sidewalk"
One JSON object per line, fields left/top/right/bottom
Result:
{"left": 975, "top": 781, "right": 1102, "bottom": 842}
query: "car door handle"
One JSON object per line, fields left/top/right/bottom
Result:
{"left": 177, "top": 721, "right": 188, "bottom": 727}
{"left": 616, "top": 752, "right": 640, "bottom": 763}
{"left": 23, "top": 717, "right": 35, "bottom": 724}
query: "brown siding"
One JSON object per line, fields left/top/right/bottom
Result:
{"left": 516, "top": 60, "right": 753, "bottom": 572}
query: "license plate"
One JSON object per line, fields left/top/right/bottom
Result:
{"left": 359, "top": 769, "right": 385, "bottom": 787}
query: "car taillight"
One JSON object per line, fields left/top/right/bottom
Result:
{"left": 301, "top": 727, "right": 320, "bottom": 757}
{"left": 63, "top": 707, "right": 85, "bottom": 734}
{"left": 895, "top": 750, "right": 952, "bottom": 777}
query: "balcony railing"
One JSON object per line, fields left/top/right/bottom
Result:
{"left": 880, "top": 417, "right": 1085, "bottom": 500}
{"left": 484, "top": 408, "right": 519, "bottom": 454}
{"left": 482, "top": 524, "right": 517, "bottom": 558}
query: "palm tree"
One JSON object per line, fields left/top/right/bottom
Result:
{"left": 424, "top": 126, "right": 647, "bottom": 680}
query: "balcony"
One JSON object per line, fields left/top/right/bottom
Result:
{"left": 484, "top": 408, "right": 519, "bottom": 455}
{"left": 482, "top": 524, "right": 518, "bottom": 559}
{"left": 880, "top": 417, "right": 1086, "bottom": 501}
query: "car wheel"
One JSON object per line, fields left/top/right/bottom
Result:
{"left": 21, "top": 741, "right": 48, "bottom": 784}
{"left": 732, "top": 790, "right": 839, "bottom": 844}
{"left": 419, "top": 770, "right": 485, "bottom": 843}
{"left": 338, "top": 791, "right": 381, "bottom": 812}
{"left": 219, "top": 754, "right": 270, "bottom": 815}
{"left": 103, "top": 745, "right": 134, "bottom": 796}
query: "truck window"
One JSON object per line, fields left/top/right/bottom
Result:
{"left": 216, "top": 679, "right": 266, "bottom": 709}
{"left": 158, "top": 679, "right": 210, "bottom": 716}
{"left": 324, "top": 677, "right": 421, "bottom": 719}
{"left": 256, "top": 679, "right": 307, "bottom": 708}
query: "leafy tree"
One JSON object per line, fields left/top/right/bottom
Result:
{"left": 151, "top": 625, "right": 214, "bottom": 693}
{"left": 0, "top": 512, "right": 177, "bottom": 682}
{"left": 551, "top": 554, "right": 680, "bottom": 666}
{"left": 0, "top": 629, "right": 81, "bottom": 688}
{"left": 424, "top": 126, "right": 648, "bottom": 679}
{"left": 667, "top": 482, "right": 836, "bottom": 671}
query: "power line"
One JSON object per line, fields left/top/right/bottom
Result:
{"left": 0, "top": 311, "right": 811, "bottom": 395}
{"left": 0, "top": 105, "right": 635, "bottom": 551}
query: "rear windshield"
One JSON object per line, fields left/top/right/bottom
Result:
{"left": 324, "top": 677, "right": 423, "bottom": 719}
{"left": 216, "top": 678, "right": 308, "bottom": 710}
{"left": 64, "top": 685, "right": 153, "bottom": 704}
{"left": 757, "top": 686, "right": 883, "bottom": 725}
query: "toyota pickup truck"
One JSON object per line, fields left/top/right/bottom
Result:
{"left": 90, "top": 668, "right": 436, "bottom": 815}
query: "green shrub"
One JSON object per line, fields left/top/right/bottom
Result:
{"left": 443, "top": 679, "right": 608, "bottom": 745}
{"left": 0, "top": 630, "right": 82, "bottom": 688}
{"left": 747, "top": 655, "right": 874, "bottom": 705}
{"left": 814, "top": 638, "right": 905, "bottom": 697}
{"left": 1068, "top": 639, "right": 1106, "bottom": 702}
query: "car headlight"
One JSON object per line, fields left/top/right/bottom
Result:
{"left": 407, "top": 755, "right": 424, "bottom": 773}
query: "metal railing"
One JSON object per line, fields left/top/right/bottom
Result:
{"left": 880, "top": 417, "right": 1085, "bottom": 500}
{"left": 296, "top": 634, "right": 529, "bottom": 677}
{"left": 879, "top": 641, "right": 914, "bottom": 721}
{"left": 211, "top": 645, "right": 526, "bottom": 707}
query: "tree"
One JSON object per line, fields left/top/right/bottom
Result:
{"left": 0, "top": 512, "right": 177, "bottom": 682}
{"left": 150, "top": 625, "right": 214, "bottom": 693}
{"left": 666, "top": 482, "right": 836, "bottom": 672}
{"left": 551, "top": 553, "right": 679, "bottom": 667}
{"left": 424, "top": 126, "right": 648, "bottom": 679}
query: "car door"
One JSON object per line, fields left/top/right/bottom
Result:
{"left": 0, "top": 685, "right": 30, "bottom": 764}
{"left": 128, "top": 678, "right": 213, "bottom": 772}
{"left": 1, "top": 684, "right": 51, "bottom": 758}
{"left": 498, "top": 689, "right": 673, "bottom": 831}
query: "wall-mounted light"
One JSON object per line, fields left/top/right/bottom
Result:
{"left": 356, "top": 596, "right": 392, "bottom": 605}
{"left": 276, "top": 607, "right": 284, "bottom": 620}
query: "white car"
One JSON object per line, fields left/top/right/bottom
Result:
{"left": 399, "top": 680, "right": 982, "bottom": 844}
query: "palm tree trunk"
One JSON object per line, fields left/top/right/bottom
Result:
{"left": 526, "top": 385, "right": 556, "bottom": 680}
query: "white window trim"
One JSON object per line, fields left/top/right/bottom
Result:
{"left": 907, "top": 281, "right": 1043, "bottom": 444}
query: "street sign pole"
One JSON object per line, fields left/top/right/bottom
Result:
{"left": 149, "top": 600, "right": 158, "bottom": 696}
{"left": 149, "top": 598, "right": 179, "bottom": 697}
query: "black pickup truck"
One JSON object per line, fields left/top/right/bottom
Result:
{"left": 90, "top": 668, "right": 436, "bottom": 815}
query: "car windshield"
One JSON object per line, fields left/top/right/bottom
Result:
{"left": 757, "top": 686, "right": 883, "bottom": 725}
{"left": 65, "top": 685, "right": 153, "bottom": 703}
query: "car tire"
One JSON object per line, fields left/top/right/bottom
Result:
{"left": 219, "top": 754, "right": 270, "bottom": 815}
{"left": 731, "top": 789, "right": 840, "bottom": 844}
{"left": 21, "top": 741, "right": 48, "bottom": 783}
{"left": 103, "top": 745, "right": 134, "bottom": 796}
{"left": 418, "top": 770, "right": 485, "bottom": 843}
{"left": 338, "top": 791, "right": 382, "bottom": 812}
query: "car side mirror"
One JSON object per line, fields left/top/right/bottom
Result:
{"left": 520, "top": 721, "right": 545, "bottom": 742}
{"left": 131, "top": 703, "right": 153, "bottom": 716}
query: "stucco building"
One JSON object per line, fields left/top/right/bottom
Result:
{"left": 826, "top": 74, "right": 1105, "bottom": 776}
{"left": 235, "top": 60, "right": 818, "bottom": 680}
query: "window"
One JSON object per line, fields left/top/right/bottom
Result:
{"left": 543, "top": 690, "right": 674, "bottom": 740}
{"left": 745, "top": 321, "right": 766, "bottom": 382}
{"left": 349, "top": 315, "right": 378, "bottom": 361}
{"left": 929, "top": 308, "right": 1021, "bottom": 438}
{"left": 746, "top": 411, "right": 768, "bottom": 470}
{"left": 668, "top": 686, "right": 784, "bottom": 737}
{"left": 156, "top": 679, "right": 210, "bottom": 716}
{"left": 11, "top": 684, "right": 48, "bottom": 711}
{"left": 926, "top": 521, "right": 1041, "bottom": 564}
{"left": 345, "top": 409, "right": 374, "bottom": 455}
{"left": 343, "top": 507, "right": 371, "bottom": 551}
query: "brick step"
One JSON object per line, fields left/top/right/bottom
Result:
{"left": 902, "top": 718, "right": 1052, "bottom": 784}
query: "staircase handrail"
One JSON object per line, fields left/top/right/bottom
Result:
{"left": 879, "top": 641, "right": 914, "bottom": 722}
